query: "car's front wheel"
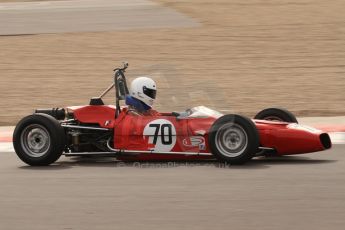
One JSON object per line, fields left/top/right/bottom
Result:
{"left": 254, "top": 108, "right": 298, "bottom": 123}
{"left": 208, "top": 114, "right": 260, "bottom": 164}
{"left": 13, "top": 113, "right": 66, "bottom": 166}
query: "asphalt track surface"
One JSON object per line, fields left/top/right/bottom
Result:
{"left": 0, "top": 0, "right": 198, "bottom": 35}
{"left": 0, "top": 145, "right": 344, "bottom": 230}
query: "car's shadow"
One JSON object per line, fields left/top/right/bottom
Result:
{"left": 255, "top": 155, "right": 336, "bottom": 165}
{"left": 18, "top": 155, "right": 337, "bottom": 170}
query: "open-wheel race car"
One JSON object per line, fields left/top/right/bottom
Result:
{"left": 13, "top": 63, "right": 332, "bottom": 166}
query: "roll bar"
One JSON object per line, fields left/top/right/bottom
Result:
{"left": 114, "top": 62, "right": 129, "bottom": 118}
{"left": 97, "top": 62, "right": 129, "bottom": 118}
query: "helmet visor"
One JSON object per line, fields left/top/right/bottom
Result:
{"left": 143, "top": 86, "right": 157, "bottom": 99}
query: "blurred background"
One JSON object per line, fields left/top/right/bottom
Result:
{"left": 1, "top": 0, "right": 345, "bottom": 125}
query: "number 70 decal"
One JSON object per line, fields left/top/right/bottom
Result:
{"left": 143, "top": 119, "right": 177, "bottom": 152}
{"left": 148, "top": 123, "right": 173, "bottom": 145}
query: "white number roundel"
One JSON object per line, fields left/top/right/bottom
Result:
{"left": 143, "top": 119, "right": 176, "bottom": 152}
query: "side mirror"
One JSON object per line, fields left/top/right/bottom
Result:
{"left": 172, "top": 111, "right": 180, "bottom": 117}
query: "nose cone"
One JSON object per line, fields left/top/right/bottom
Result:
{"left": 257, "top": 123, "right": 332, "bottom": 155}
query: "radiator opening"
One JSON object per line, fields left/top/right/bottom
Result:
{"left": 320, "top": 133, "right": 332, "bottom": 149}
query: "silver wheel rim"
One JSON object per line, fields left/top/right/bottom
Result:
{"left": 20, "top": 124, "right": 51, "bottom": 158}
{"left": 215, "top": 123, "right": 248, "bottom": 158}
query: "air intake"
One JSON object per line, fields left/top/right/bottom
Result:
{"left": 320, "top": 133, "right": 332, "bottom": 149}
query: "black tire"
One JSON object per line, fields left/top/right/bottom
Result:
{"left": 13, "top": 113, "right": 66, "bottom": 166}
{"left": 254, "top": 108, "right": 298, "bottom": 123}
{"left": 208, "top": 114, "right": 260, "bottom": 164}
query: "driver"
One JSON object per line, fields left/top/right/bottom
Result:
{"left": 125, "top": 76, "right": 159, "bottom": 116}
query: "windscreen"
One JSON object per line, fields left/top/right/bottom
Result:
{"left": 184, "top": 106, "right": 223, "bottom": 118}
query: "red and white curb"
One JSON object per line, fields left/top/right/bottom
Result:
{"left": 1, "top": 117, "right": 345, "bottom": 153}
{"left": 0, "top": 126, "right": 14, "bottom": 153}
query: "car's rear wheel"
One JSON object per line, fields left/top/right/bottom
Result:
{"left": 254, "top": 108, "right": 298, "bottom": 123}
{"left": 13, "top": 113, "right": 66, "bottom": 166}
{"left": 209, "top": 114, "right": 259, "bottom": 164}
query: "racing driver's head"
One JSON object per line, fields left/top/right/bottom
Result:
{"left": 130, "top": 76, "right": 157, "bottom": 108}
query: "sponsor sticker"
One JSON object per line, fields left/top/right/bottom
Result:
{"left": 183, "top": 136, "right": 206, "bottom": 150}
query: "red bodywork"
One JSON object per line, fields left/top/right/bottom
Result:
{"left": 67, "top": 105, "right": 331, "bottom": 160}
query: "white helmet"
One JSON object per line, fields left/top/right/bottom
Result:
{"left": 130, "top": 76, "right": 157, "bottom": 107}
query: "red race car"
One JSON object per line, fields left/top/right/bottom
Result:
{"left": 13, "top": 63, "right": 332, "bottom": 166}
